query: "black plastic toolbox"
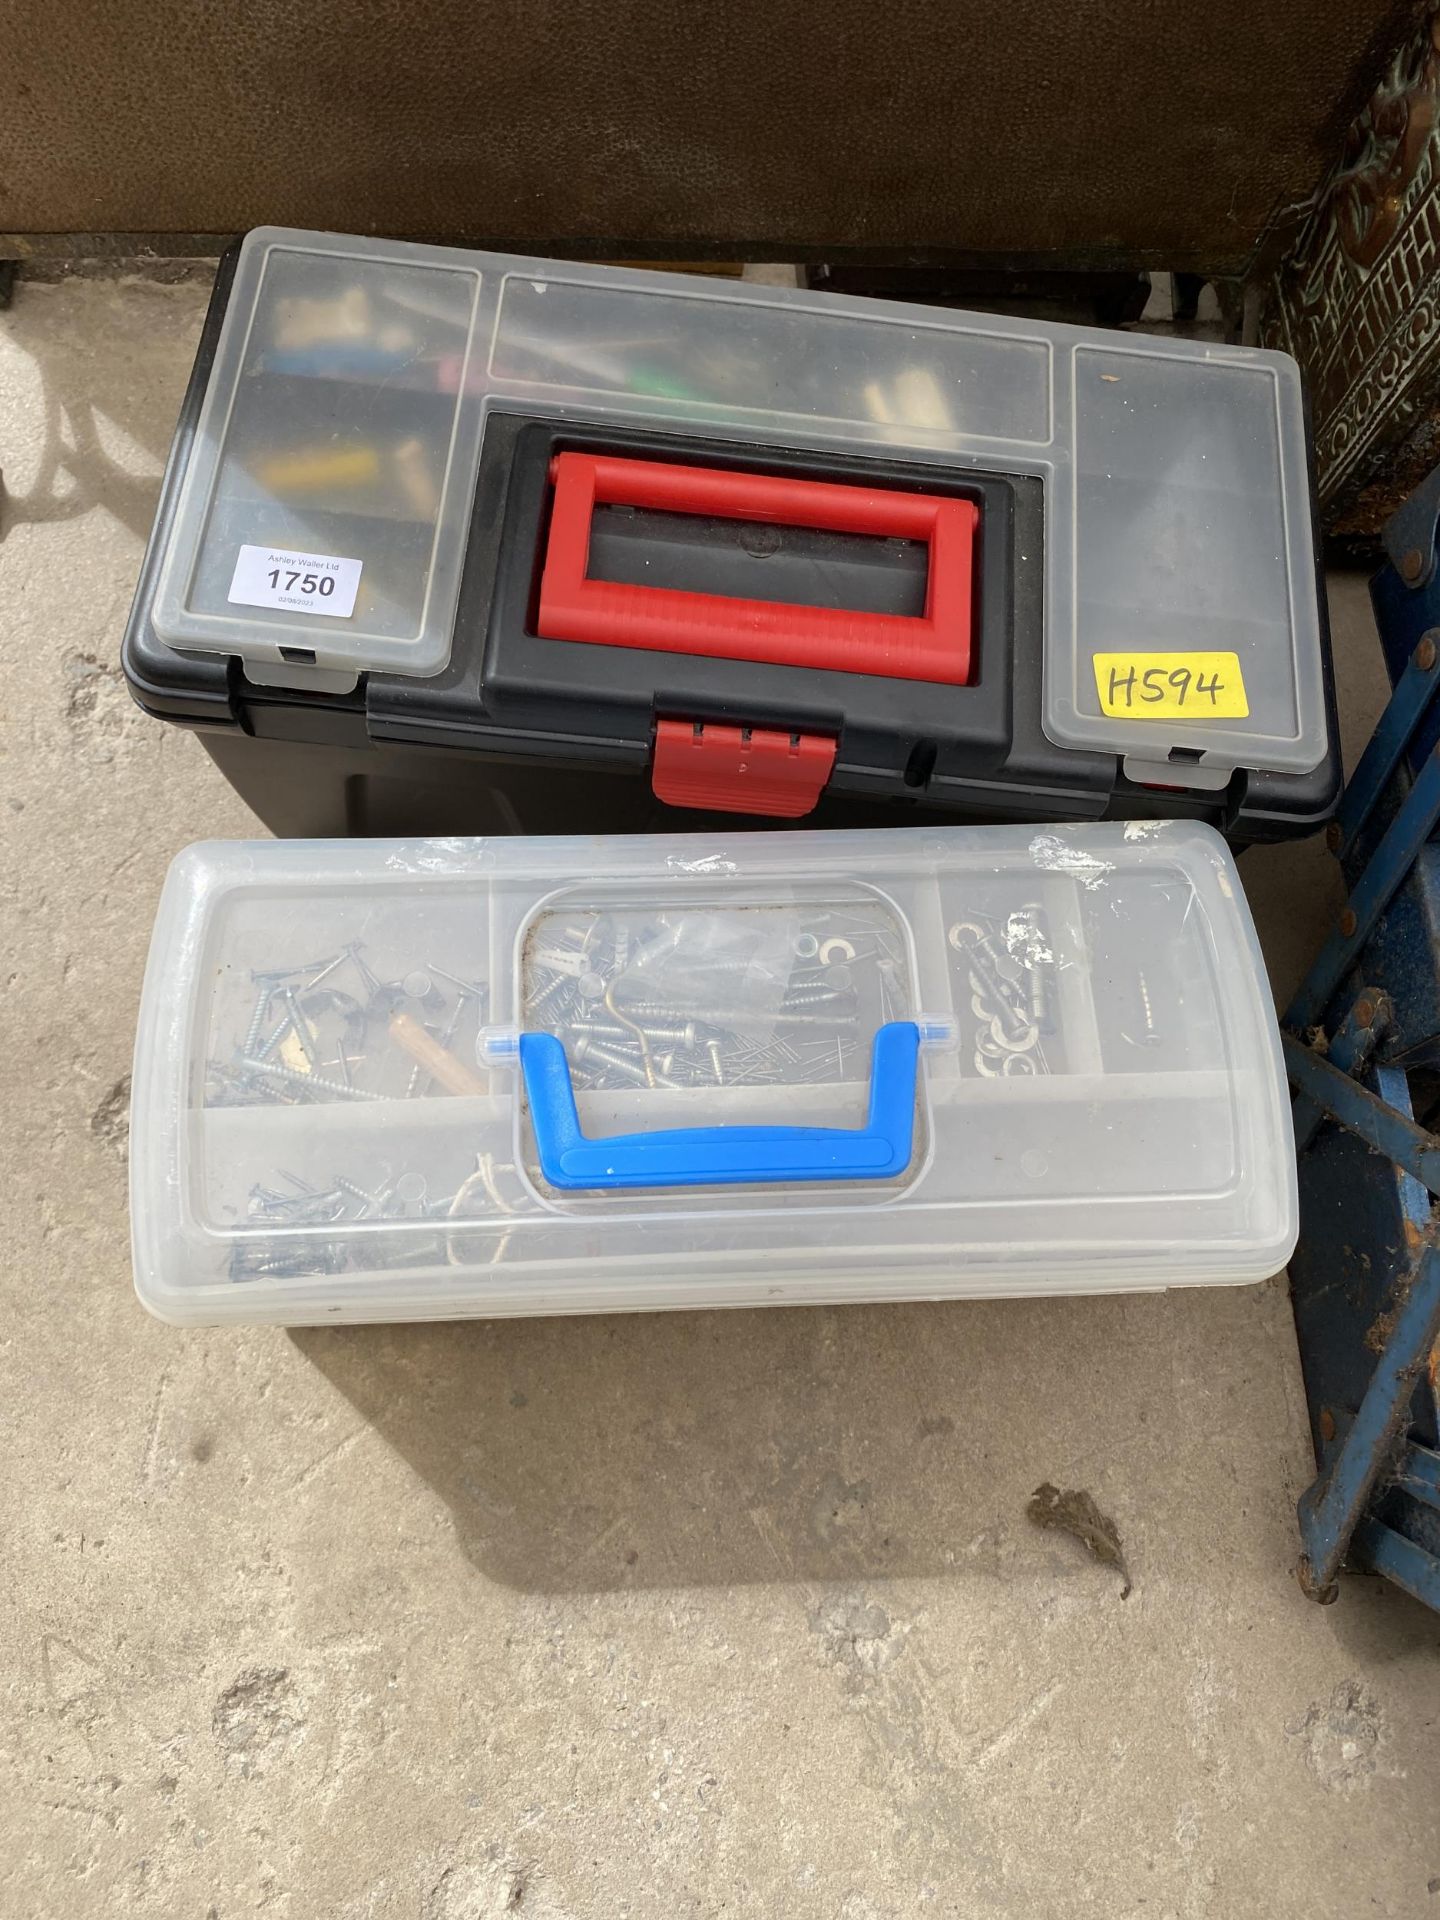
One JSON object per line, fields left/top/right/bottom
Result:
{"left": 123, "top": 229, "right": 1339, "bottom": 843}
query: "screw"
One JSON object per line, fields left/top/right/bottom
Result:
{"left": 242, "top": 987, "right": 273, "bottom": 1058}
{"left": 1029, "top": 965, "right": 1052, "bottom": 1035}
{"left": 257, "top": 1011, "right": 293, "bottom": 1060}
{"left": 615, "top": 999, "right": 861, "bottom": 1029}
{"left": 1135, "top": 970, "right": 1160, "bottom": 1046}
{"left": 250, "top": 1183, "right": 346, "bottom": 1220}
{"left": 573, "top": 1032, "right": 642, "bottom": 1058}
{"left": 1015, "top": 905, "right": 1054, "bottom": 1033}
{"left": 617, "top": 1020, "right": 695, "bottom": 1048}
{"left": 666, "top": 958, "right": 759, "bottom": 979}
{"left": 707, "top": 1040, "right": 725, "bottom": 1085}
{"left": 660, "top": 1052, "right": 710, "bottom": 1082}
{"left": 648, "top": 1005, "right": 857, "bottom": 1028}
{"left": 644, "top": 1021, "right": 698, "bottom": 1048}
{"left": 573, "top": 1038, "right": 673, "bottom": 1087}
{"left": 334, "top": 1175, "right": 385, "bottom": 1210}
{"left": 526, "top": 971, "right": 572, "bottom": 1014}
{"left": 240, "top": 1057, "right": 385, "bottom": 1101}
{"left": 783, "top": 988, "right": 847, "bottom": 1008}
{"left": 231, "top": 1250, "right": 302, "bottom": 1281}
{"left": 567, "top": 1019, "right": 698, "bottom": 1048}
{"left": 281, "top": 987, "right": 318, "bottom": 1070}
{"left": 572, "top": 1036, "right": 627, "bottom": 1064}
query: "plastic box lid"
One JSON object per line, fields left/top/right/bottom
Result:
{"left": 149, "top": 227, "right": 1325, "bottom": 783}
{"left": 130, "top": 823, "right": 1296, "bottom": 1326}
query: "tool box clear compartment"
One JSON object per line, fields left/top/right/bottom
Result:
{"left": 128, "top": 226, "right": 1333, "bottom": 832}
{"left": 129, "top": 823, "right": 1296, "bottom": 1325}
{"left": 151, "top": 236, "right": 487, "bottom": 684}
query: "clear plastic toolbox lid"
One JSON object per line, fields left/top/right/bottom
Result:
{"left": 152, "top": 231, "right": 488, "bottom": 689}
{"left": 150, "top": 227, "right": 1325, "bottom": 779}
{"left": 130, "top": 823, "right": 1296, "bottom": 1325}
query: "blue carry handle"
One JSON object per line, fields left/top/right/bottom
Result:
{"left": 519, "top": 1021, "right": 921, "bottom": 1191}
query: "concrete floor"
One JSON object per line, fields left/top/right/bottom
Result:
{"left": 2, "top": 271, "right": 1438, "bottom": 1920}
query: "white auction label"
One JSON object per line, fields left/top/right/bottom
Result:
{"left": 227, "top": 545, "right": 362, "bottom": 619}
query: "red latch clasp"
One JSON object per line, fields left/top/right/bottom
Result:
{"left": 652, "top": 719, "right": 837, "bottom": 818}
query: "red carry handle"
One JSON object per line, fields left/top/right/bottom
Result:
{"left": 537, "top": 453, "right": 976, "bottom": 686}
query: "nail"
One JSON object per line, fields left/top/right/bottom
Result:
{"left": 427, "top": 962, "right": 486, "bottom": 1001}
{"left": 241, "top": 1057, "right": 386, "bottom": 1101}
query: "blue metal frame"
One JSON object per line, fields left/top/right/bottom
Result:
{"left": 1293, "top": 1240, "right": 1440, "bottom": 1599}
{"left": 1381, "top": 459, "right": 1440, "bottom": 588}
{"left": 1289, "top": 991, "right": 1390, "bottom": 1153}
{"left": 1350, "top": 1515, "right": 1440, "bottom": 1610}
{"left": 1287, "top": 732, "right": 1440, "bottom": 1031}
{"left": 1283, "top": 1034, "right": 1440, "bottom": 1191}
{"left": 1328, "top": 642, "right": 1440, "bottom": 863}
{"left": 1283, "top": 493, "right": 1440, "bottom": 1610}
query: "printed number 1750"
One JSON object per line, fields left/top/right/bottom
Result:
{"left": 266, "top": 568, "right": 336, "bottom": 599}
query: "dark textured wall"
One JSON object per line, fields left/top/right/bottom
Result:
{"left": 1, "top": 2, "right": 1423, "bottom": 264}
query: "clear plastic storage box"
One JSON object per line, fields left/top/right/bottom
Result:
{"left": 130, "top": 823, "right": 1296, "bottom": 1325}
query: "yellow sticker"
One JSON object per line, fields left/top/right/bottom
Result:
{"left": 1093, "top": 651, "right": 1249, "bottom": 720}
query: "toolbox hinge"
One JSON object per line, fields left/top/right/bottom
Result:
{"left": 651, "top": 719, "right": 836, "bottom": 818}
